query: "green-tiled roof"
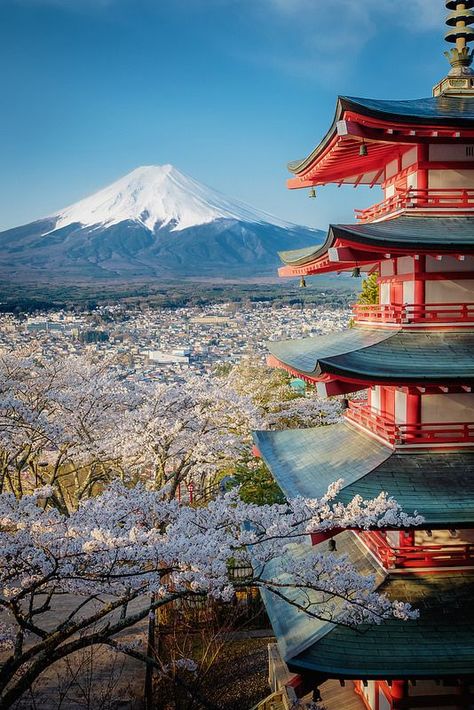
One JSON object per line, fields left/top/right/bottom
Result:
{"left": 279, "top": 217, "right": 474, "bottom": 266}
{"left": 290, "top": 571, "right": 474, "bottom": 679}
{"left": 268, "top": 328, "right": 474, "bottom": 383}
{"left": 259, "top": 532, "right": 385, "bottom": 662}
{"left": 254, "top": 424, "right": 474, "bottom": 526}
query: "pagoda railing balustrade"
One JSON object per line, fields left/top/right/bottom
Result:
{"left": 357, "top": 530, "right": 474, "bottom": 570}
{"left": 355, "top": 187, "right": 474, "bottom": 223}
{"left": 345, "top": 400, "right": 474, "bottom": 446}
{"left": 353, "top": 302, "right": 474, "bottom": 326}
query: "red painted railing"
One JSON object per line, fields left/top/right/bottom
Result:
{"left": 345, "top": 401, "right": 474, "bottom": 446}
{"left": 355, "top": 187, "right": 474, "bottom": 222}
{"left": 358, "top": 531, "right": 474, "bottom": 569}
{"left": 353, "top": 302, "right": 474, "bottom": 326}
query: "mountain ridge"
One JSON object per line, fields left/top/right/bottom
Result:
{"left": 0, "top": 165, "right": 324, "bottom": 282}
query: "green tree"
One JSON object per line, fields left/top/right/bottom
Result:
{"left": 357, "top": 272, "right": 379, "bottom": 305}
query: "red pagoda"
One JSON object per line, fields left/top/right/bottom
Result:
{"left": 253, "top": 3, "right": 474, "bottom": 708}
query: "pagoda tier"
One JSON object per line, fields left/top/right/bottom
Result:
{"left": 267, "top": 329, "right": 474, "bottom": 390}
{"left": 288, "top": 96, "right": 474, "bottom": 189}
{"left": 278, "top": 216, "right": 474, "bottom": 278}
{"left": 255, "top": 3, "right": 474, "bottom": 708}
{"left": 261, "top": 532, "right": 474, "bottom": 691}
{"left": 253, "top": 425, "right": 474, "bottom": 528}
{"left": 287, "top": 96, "right": 474, "bottom": 190}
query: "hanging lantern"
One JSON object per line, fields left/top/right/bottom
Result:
{"left": 299, "top": 276, "right": 307, "bottom": 288}
{"left": 352, "top": 267, "right": 361, "bottom": 278}
{"left": 328, "top": 538, "right": 337, "bottom": 552}
{"left": 359, "top": 141, "right": 368, "bottom": 157}
{"left": 308, "top": 186, "right": 317, "bottom": 198}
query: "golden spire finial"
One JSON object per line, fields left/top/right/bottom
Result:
{"left": 433, "top": 0, "right": 474, "bottom": 96}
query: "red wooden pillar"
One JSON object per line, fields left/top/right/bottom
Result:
{"left": 413, "top": 255, "right": 426, "bottom": 320}
{"left": 391, "top": 680, "right": 406, "bottom": 708}
{"left": 417, "top": 144, "right": 429, "bottom": 206}
{"left": 406, "top": 390, "right": 421, "bottom": 442}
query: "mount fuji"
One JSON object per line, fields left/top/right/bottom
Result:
{"left": 0, "top": 165, "right": 323, "bottom": 281}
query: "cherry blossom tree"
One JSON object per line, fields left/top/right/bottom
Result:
{"left": 0, "top": 353, "right": 137, "bottom": 513}
{"left": 0, "top": 480, "right": 421, "bottom": 708}
{"left": 226, "top": 358, "right": 342, "bottom": 430}
{"left": 117, "top": 375, "right": 259, "bottom": 501}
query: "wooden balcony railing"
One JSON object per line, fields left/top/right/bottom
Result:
{"left": 357, "top": 531, "right": 474, "bottom": 569}
{"left": 355, "top": 187, "right": 474, "bottom": 223}
{"left": 353, "top": 302, "right": 474, "bottom": 326}
{"left": 345, "top": 400, "right": 474, "bottom": 446}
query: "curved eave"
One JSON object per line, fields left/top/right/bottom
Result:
{"left": 289, "top": 95, "right": 474, "bottom": 187}
{"left": 278, "top": 216, "right": 474, "bottom": 277}
{"left": 267, "top": 328, "right": 474, "bottom": 385}
{"left": 288, "top": 572, "right": 474, "bottom": 680}
{"left": 253, "top": 424, "right": 474, "bottom": 526}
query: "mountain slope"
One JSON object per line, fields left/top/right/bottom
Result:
{"left": 0, "top": 165, "right": 324, "bottom": 281}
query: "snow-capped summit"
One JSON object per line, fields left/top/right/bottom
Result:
{"left": 0, "top": 165, "right": 323, "bottom": 281}
{"left": 53, "top": 164, "right": 292, "bottom": 234}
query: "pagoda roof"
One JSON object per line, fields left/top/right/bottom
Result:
{"left": 278, "top": 216, "right": 474, "bottom": 276}
{"left": 261, "top": 531, "right": 474, "bottom": 679}
{"left": 288, "top": 95, "right": 474, "bottom": 188}
{"left": 253, "top": 423, "right": 474, "bottom": 526}
{"left": 267, "top": 328, "right": 474, "bottom": 385}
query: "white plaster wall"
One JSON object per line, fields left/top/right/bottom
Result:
{"left": 429, "top": 144, "right": 474, "bottom": 161}
{"left": 385, "top": 183, "right": 396, "bottom": 199}
{"left": 402, "top": 147, "right": 417, "bottom": 169}
{"left": 380, "top": 282, "right": 391, "bottom": 304}
{"left": 380, "top": 260, "right": 395, "bottom": 277}
{"left": 361, "top": 681, "right": 376, "bottom": 709}
{"left": 371, "top": 386, "right": 381, "bottom": 413}
{"left": 429, "top": 169, "right": 474, "bottom": 189}
{"left": 386, "top": 531, "right": 401, "bottom": 547}
{"left": 403, "top": 280, "right": 415, "bottom": 304}
{"left": 378, "top": 689, "right": 391, "bottom": 710}
{"left": 395, "top": 390, "right": 407, "bottom": 424}
{"left": 385, "top": 158, "right": 398, "bottom": 180}
{"left": 426, "top": 255, "right": 474, "bottom": 272}
{"left": 421, "top": 394, "right": 474, "bottom": 423}
{"left": 407, "top": 171, "right": 417, "bottom": 189}
{"left": 397, "top": 256, "right": 414, "bottom": 274}
{"left": 425, "top": 279, "right": 474, "bottom": 304}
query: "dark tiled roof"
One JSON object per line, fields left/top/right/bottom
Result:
{"left": 268, "top": 328, "right": 474, "bottom": 383}
{"left": 254, "top": 424, "right": 474, "bottom": 525}
{"left": 290, "top": 571, "right": 474, "bottom": 678}
{"left": 288, "top": 95, "right": 474, "bottom": 174}
{"left": 341, "top": 95, "right": 474, "bottom": 126}
{"left": 259, "top": 532, "right": 385, "bottom": 662}
{"left": 279, "top": 217, "right": 474, "bottom": 266}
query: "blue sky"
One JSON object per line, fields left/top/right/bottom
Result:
{"left": 0, "top": 0, "right": 447, "bottom": 231}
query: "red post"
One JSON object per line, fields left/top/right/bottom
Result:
{"left": 391, "top": 680, "right": 406, "bottom": 707}
{"left": 188, "top": 482, "right": 194, "bottom": 504}
{"left": 417, "top": 144, "right": 429, "bottom": 207}
{"left": 413, "top": 255, "right": 426, "bottom": 320}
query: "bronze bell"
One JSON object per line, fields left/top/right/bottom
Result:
{"left": 359, "top": 141, "right": 368, "bottom": 157}
{"left": 328, "top": 538, "right": 337, "bottom": 552}
{"left": 352, "top": 267, "right": 361, "bottom": 278}
{"left": 308, "top": 187, "right": 316, "bottom": 198}
{"left": 299, "top": 276, "right": 307, "bottom": 288}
